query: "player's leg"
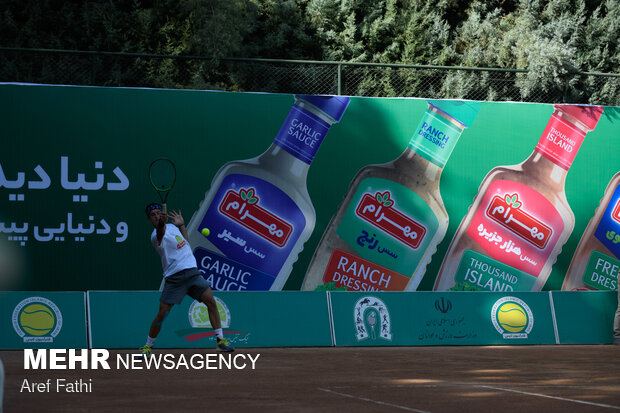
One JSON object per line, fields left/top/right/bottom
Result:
{"left": 198, "top": 287, "right": 234, "bottom": 352}
{"left": 199, "top": 287, "right": 221, "bottom": 330}
{"left": 141, "top": 302, "right": 173, "bottom": 356}
{"left": 150, "top": 301, "right": 173, "bottom": 339}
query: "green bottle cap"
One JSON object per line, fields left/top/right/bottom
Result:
{"left": 427, "top": 99, "right": 481, "bottom": 128}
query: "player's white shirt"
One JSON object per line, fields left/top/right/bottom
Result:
{"left": 151, "top": 224, "right": 197, "bottom": 277}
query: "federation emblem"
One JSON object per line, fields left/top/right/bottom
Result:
{"left": 491, "top": 296, "right": 534, "bottom": 339}
{"left": 354, "top": 296, "right": 392, "bottom": 341}
{"left": 189, "top": 297, "right": 231, "bottom": 328}
{"left": 12, "top": 297, "right": 63, "bottom": 343}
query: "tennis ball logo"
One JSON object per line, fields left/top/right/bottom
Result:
{"left": 19, "top": 303, "right": 56, "bottom": 336}
{"left": 496, "top": 302, "right": 528, "bottom": 333}
{"left": 188, "top": 297, "right": 230, "bottom": 328}
{"left": 12, "top": 297, "right": 63, "bottom": 342}
{"left": 491, "top": 296, "right": 534, "bottom": 338}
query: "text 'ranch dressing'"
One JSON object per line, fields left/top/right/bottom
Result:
{"left": 302, "top": 99, "right": 481, "bottom": 291}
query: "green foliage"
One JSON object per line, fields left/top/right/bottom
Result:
{"left": 0, "top": 0, "right": 617, "bottom": 102}
{"left": 314, "top": 282, "right": 347, "bottom": 291}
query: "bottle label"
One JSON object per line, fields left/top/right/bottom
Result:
{"left": 274, "top": 105, "right": 330, "bottom": 164}
{"left": 327, "top": 178, "right": 439, "bottom": 290}
{"left": 594, "top": 183, "right": 620, "bottom": 259}
{"left": 581, "top": 251, "right": 619, "bottom": 291}
{"left": 194, "top": 247, "right": 276, "bottom": 291}
{"left": 465, "top": 180, "right": 565, "bottom": 278}
{"left": 454, "top": 249, "right": 537, "bottom": 291}
{"left": 408, "top": 110, "right": 463, "bottom": 168}
{"left": 322, "top": 249, "right": 410, "bottom": 291}
{"left": 195, "top": 174, "right": 306, "bottom": 290}
{"left": 535, "top": 114, "right": 586, "bottom": 170}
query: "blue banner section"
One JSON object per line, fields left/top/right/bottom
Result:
{"left": 194, "top": 247, "right": 277, "bottom": 291}
{"left": 197, "top": 173, "right": 306, "bottom": 279}
{"left": 595, "top": 184, "right": 620, "bottom": 259}
{"left": 0, "top": 292, "right": 87, "bottom": 349}
{"left": 274, "top": 106, "right": 330, "bottom": 164}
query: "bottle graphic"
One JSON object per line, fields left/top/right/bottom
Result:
{"left": 301, "top": 100, "right": 481, "bottom": 291}
{"left": 562, "top": 172, "right": 620, "bottom": 291}
{"left": 434, "top": 104, "right": 604, "bottom": 292}
{"left": 186, "top": 94, "right": 350, "bottom": 291}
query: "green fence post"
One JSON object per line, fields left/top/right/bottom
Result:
{"left": 337, "top": 63, "right": 342, "bottom": 96}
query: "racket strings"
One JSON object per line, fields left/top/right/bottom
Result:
{"left": 149, "top": 159, "right": 176, "bottom": 192}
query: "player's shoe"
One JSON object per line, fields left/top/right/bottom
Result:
{"left": 216, "top": 337, "right": 234, "bottom": 352}
{"left": 140, "top": 345, "right": 152, "bottom": 358}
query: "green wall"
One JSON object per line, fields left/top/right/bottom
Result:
{"left": 0, "top": 84, "right": 619, "bottom": 291}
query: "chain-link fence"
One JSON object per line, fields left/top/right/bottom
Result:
{"left": 1, "top": 47, "right": 618, "bottom": 105}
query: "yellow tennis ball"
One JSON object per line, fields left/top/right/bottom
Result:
{"left": 497, "top": 302, "right": 528, "bottom": 333}
{"left": 19, "top": 303, "right": 55, "bottom": 336}
{"left": 201, "top": 228, "right": 210, "bottom": 237}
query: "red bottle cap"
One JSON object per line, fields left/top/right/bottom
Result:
{"left": 554, "top": 104, "right": 604, "bottom": 131}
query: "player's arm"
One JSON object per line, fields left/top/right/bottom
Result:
{"left": 156, "top": 210, "right": 167, "bottom": 244}
{"left": 169, "top": 210, "right": 189, "bottom": 240}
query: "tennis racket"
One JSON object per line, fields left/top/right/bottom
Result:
{"left": 149, "top": 158, "right": 176, "bottom": 211}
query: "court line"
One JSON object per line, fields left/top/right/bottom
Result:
{"left": 480, "top": 385, "right": 620, "bottom": 410}
{"left": 318, "top": 387, "right": 431, "bottom": 413}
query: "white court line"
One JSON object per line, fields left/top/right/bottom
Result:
{"left": 480, "top": 385, "right": 620, "bottom": 410}
{"left": 318, "top": 388, "right": 431, "bottom": 413}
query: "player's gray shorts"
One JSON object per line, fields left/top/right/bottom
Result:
{"left": 160, "top": 268, "right": 211, "bottom": 305}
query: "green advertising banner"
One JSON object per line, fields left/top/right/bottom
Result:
{"left": 0, "top": 84, "right": 619, "bottom": 294}
{"left": 88, "top": 291, "right": 332, "bottom": 348}
{"left": 330, "top": 291, "right": 557, "bottom": 346}
{"left": 551, "top": 291, "right": 616, "bottom": 344}
{"left": 0, "top": 291, "right": 87, "bottom": 349}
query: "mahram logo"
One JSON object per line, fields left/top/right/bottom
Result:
{"left": 354, "top": 296, "right": 392, "bottom": 341}
{"left": 189, "top": 297, "right": 231, "bottom": 328}
{"left": 12, "top": 297, "right": 62, "bottom": 343}
{"left": 491, "top": 296, "right": 534, "bottom": 339}
{"left": 355, "top": 191, "right": 426, "bottom": 250}
{"left": 485, "top": 193, "right": 552, "bottom": 249}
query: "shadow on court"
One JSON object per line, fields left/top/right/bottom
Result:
{"left": 2, "top": 345, "right": 620, "bottom": 412}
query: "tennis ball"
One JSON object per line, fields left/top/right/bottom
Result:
{"left": 19, "top": 303, "right": 55, "bottom": 336}
{"left": 201, "top": 228, "right": 210, "bottom": 237}
{"left": 497, "top": 302, "right": 528, "bottom": 333}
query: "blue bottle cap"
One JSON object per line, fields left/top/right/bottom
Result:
{"left": 427, "top": 99, "right": 481, "bottom": 128}
{"left": 295, "top": 94, "right": 351, "bottom": 123}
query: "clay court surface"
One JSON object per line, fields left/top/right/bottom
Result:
{"left": 2, "top": 345, "right": 620, "bottom": 412}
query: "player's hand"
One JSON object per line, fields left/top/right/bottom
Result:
{"left": 169, "top": 210, "right": 185, "bottom": 228}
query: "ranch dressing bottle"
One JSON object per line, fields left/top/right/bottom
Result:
{"left": 562, "top": 172, "right": 620, "bottom": 291}
{"left": 301, "top": 99, "right": 480, "bottom": 291}
{"left": 434, "top": 104, "right": 604, "bottom": 292}
{"left": 186, "top": 94, "right": 350, "bottom": 291}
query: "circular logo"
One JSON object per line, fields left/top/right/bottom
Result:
{"left": 189, "top": 297, "right": 230, "bottom": 328}
{"left": 12, "top": 297, "right": 63, "bottom": 342}
{"left": 491, "top": 296, "right": 533, "bottom": 338}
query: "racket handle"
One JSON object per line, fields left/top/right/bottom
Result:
{"left": 162, "top": 203, "right": 167, "bottom": 214}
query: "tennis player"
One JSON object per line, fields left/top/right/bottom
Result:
{"left": 140, "top": 203, "right": 234, "bottom": 355}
